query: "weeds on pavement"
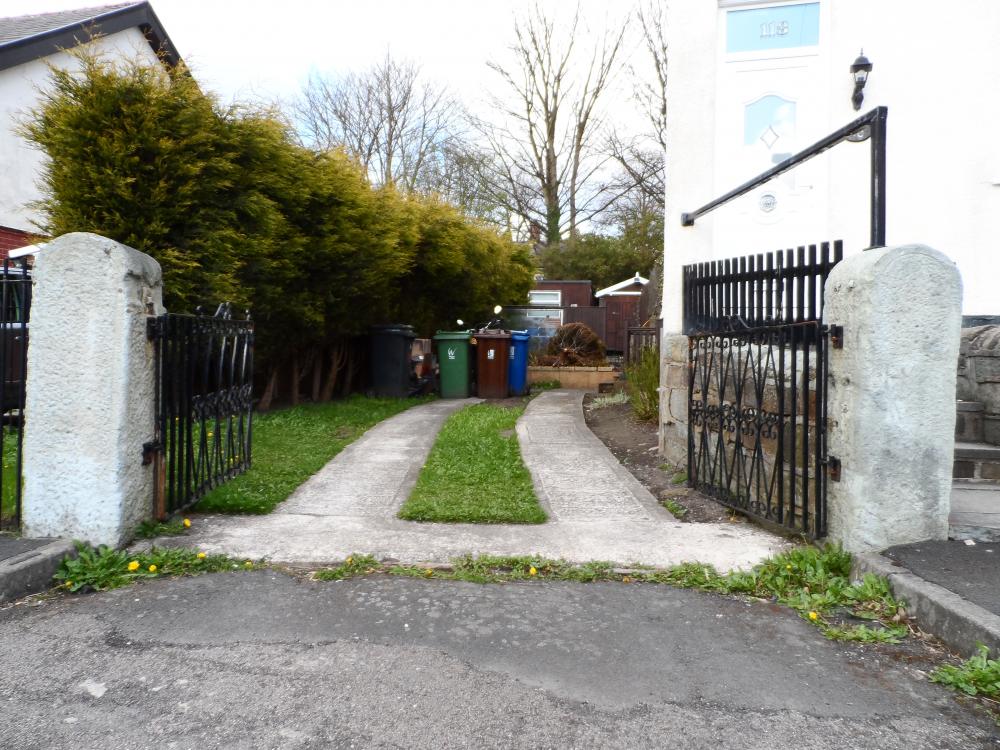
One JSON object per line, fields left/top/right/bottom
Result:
{"left": 661, "top": 498, "right": 688, "bottom": 520}
{"left": 135, "top": 518, "right": 190, "bottom": 539}
{"left": 313, "top": 545, "right": 907, "bottom": 643}
{"left": 931, "top": 645, "right": 1000, "bottom": 700}
{"left": 54, "top": 543, "right": 261, "bottom": 593}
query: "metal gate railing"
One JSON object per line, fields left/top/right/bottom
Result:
{"left": 684, "top": 243, "right": 841, "bottom": 538}
{"left": 147, "top": 303, "right": 253, "bottom": 518}
{"left": 0, "top": 257, "right": 29, "bottom": 530}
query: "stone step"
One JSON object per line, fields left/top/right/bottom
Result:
{"left": 950, "top": 481, "right": 1000, "bottom": 542}
{"left": 955, "top": 400, "right": 985, "bottom": 442}
{"left": 953, "top": 440, "right": 1000, "bottom": 482}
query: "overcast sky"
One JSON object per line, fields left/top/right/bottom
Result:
{"left": 1, "top": 0, "right": 646, "bottom": 124}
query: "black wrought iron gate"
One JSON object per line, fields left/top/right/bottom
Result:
{"left": 148, "top": 303, "right": 254, "bottom": 517}
{"left": 0, "top": 257, "right": 29, "bottom": 530}
{"left": 683, "top": 242, "right": 841, "bottom": 538}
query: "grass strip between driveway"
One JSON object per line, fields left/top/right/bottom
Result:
{"left": 194, "top": 395, "right": 432, "bottom": 514}
{"left": 398, "top": 403, "right": 545, "bottom": 524}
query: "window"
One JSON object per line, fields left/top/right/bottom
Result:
{"left": 528, "top": 290, "right": 561, "bottom": 306}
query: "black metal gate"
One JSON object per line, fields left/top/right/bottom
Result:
{"left": 683, "top": 243, "right": 841, "bottom": 538}
{"left": 148, "top": 303, "right": 253, "bottom": 517}
{"left": 0, "top": 257, "right": 29, "bottom": 530}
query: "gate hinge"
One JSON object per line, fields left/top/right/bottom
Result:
{"left": 146, "top": 315, "right": 164, "bottom": 341}
{"left": 142, "top": 440, "right": 161, "bottom": 466}
{"left": 829, "top": 325, "right": 844, "bottom": 349}
{"left": 825, "top": 456, "right": 842, "bottom": 482}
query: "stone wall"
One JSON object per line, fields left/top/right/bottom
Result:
{"left": 956, "top": 326, "right": 1000, "bottom": 445}
{"left": 659, "top": 334, "right": 689, "bottom": 467}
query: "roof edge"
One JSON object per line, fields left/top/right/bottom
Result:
{"left": 0, "top": 2, "right": 181, "bottom": 73}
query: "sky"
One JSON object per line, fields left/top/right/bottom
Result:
{"left": 0, "top": 0, "right": 647, "bottom": 124}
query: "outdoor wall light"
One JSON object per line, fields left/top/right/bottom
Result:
{"left": 850, "top": 50, "right": 873, "bottom": 110}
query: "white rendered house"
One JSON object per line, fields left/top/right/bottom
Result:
{"left": 0, "top": 2, "right": 180, "bottom": 255}
{"left": 662, "top": 0, "right": 1000, "bottom": 329}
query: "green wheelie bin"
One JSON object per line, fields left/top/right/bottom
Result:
{"left": 434, "top": 331, "right": 472, "bottom": 398}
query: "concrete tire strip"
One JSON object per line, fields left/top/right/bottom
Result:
{"left": 172, "top": 391, "right": 788, "bottom": 570}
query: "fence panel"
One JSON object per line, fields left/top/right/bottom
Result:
{"left": 626, "top": 325, "right": 660, "bottom": 364}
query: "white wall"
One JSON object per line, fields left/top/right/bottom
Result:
{"left": 664, "top": 0, "right": 1000, "bottom": 322}
{"left": 0, "top": 29, "right": 161, "bottom": 232}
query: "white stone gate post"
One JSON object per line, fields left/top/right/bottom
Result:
{"left": 23, "top": 233, "right": 164, "bottom": 546}
{"left": 824, "top": 244, "right": 962, "bottom": 552}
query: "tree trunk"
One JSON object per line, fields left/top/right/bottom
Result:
{"left": 258, "top": 367, "right": 279, "bottom": 412}
{"left": 320, "top": 343, "right": 348, "bottom": 402}
{"left": 290, "top": 353, "right": 301, "bottom": 406}
{"left": 311, "top": 346, "right": 323, "bottom": 402}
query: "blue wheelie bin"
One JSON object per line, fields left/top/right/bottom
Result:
{"left": 507, "top": 330, "right": 530, "bottom": 396}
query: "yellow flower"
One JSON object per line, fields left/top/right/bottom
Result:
{"left": 148, "top": 564, "right": 157, "bottom": 573}
{"left": 786, "top": 564, "right": 792, "bottom": 570}
{"left": 808, "top": 611, "right": 819, "bottom": 621}
{"left": 529, "top": 566, "right": 537, "bottom": 576}
{"left": 66, "top": 581, "right": 73, "bottom": 587}
{"left": 346, "top": 556, "right": 353, "bottom": 565}
{"left": 244, "top": 560, "right": 253, "bottom": 568}
{"left": 425, "top": 568, "right": 434, "bottom": 577}
{"left": 622, "top": 576, "right": 632, "bottom": 584}
{"left": 183, "top": 518, "right": 192, "bottom": 528}
{"left": 127, "top": 561, "right": 140, "bottom": 571}
{"left": 196, "top": 552, "right": 206, "bottom": 559}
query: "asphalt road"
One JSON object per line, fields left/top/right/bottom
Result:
{"left": 0, "top": 571, "right": 996, "bottom": 749}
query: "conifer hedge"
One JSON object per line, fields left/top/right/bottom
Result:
{"left": 22, "top": 52, "right": 533, "bottom": 405}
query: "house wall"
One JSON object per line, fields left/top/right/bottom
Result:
{"left": 0, "top": 225, "right": 35, "bottom": 259}
{"left": 532, "top": 280, "right": 593, "bottom": 308}
{"left": 0, "top": 28, "right": 161, "bottom": 233}
{"left": 663, "top": 0, "right": 1000, "bottom": 327}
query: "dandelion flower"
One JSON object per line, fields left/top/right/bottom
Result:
{"left": 244, "top": 560, "right": 253, "bottom": 568}
{"left": 529, "top": 566, "right": 537, "bottom": 576}
{"left": 786, "top": 564, "right": 792, "bottom": 570}
{"left": 808, "top": 611, "right": 819, "bottom": 621}
{"left": 148, "top": 564, "right": 157, "bottom": 573}
{"left": 346, "top": 556, "right": 353, "bottom": 565}
{"left": 183, "top": 518, "right": 192, "bottom": 528}
{"left": 425, "top": 568, "right": 434, "bottom": 577}
{"left": 622, "top": 576, "right": 632, "bottom": 584}
{"left": 128, "top": 561, "right": 140, "bottom": 572}
{"left": 66, "top": 581, "right": 73, "bottom": 587}
{"left": 196, "top": 552, "right": 206, "bottom": 559}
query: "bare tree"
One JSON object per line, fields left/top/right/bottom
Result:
{"left": 295, "top": 54, "right": 462, "bottom": 192}
{"left": 607, "top": 2, "right": 667, "bottom": 208}
{"left": 474, "top": 5, "right": 626, "bottom": 246}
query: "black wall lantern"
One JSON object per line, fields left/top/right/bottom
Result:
{"left": 851, "top": 50, "right": 873, "bottom": 110}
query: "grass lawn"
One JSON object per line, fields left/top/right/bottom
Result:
{"left": 398, "top": 403, "right": 545, "bottom": 524}
{"left": 194, "top": 395, "right": 431, "bottom": 514}
{"left": 1, "top": 432, "right": 21, "bottom": 524}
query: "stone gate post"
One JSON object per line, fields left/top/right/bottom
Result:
{"left": 22, "top": 233, "right": 164, "bottom": 546}
{"left": 824, "top": 244, "right": 962, "bottom": 552}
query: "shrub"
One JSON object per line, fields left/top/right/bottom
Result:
{"left": 545, "top": 323, "right": 607, "bottom": 366}
{"left": 625, "top": 346, "right": 659, "bottom": 421}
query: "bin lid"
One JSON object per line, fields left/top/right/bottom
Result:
{"left": 510, "top": 331, "right": 530, "bottom": 342}
{"left": 371, "top": 323, "right": 415, "bottom": 336}
{"left": 434, "top": 330, "right": 472, "bottom": 341}
{"left": 475, "top": 330, "right": 511, "bottom": 340}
